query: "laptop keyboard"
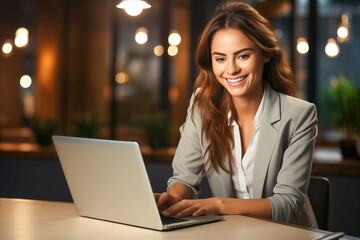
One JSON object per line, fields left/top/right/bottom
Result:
{"left": 160, "top": 215, "right": 190, "bottom": 225}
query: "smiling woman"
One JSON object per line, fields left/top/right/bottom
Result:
{"left": 155, "top": 1, "right": 319, "bottom": 229}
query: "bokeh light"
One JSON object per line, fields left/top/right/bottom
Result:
{"left": 20, "top": 75, "right": 32, "bottom": 88}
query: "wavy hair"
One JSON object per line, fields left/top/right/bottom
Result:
{"left": 192, "top": 1, "right": 294, "bottom": 173}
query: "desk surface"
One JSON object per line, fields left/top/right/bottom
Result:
{"left": 0, "top": 198, "right": 341, "bottom": 240}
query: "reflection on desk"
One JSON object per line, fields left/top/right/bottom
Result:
{"left": 0, "top": 198, "right": 345, "bottom": 240}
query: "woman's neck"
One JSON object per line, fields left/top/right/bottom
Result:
{"left": 232, "top": 83, "right": 264, "bottom": 122}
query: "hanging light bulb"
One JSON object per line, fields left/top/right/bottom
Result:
{"left": 115, "top": 72, "right": 129, "bottom": 84}
{"left": 20, "top": 75, "right": 32, "bottom": 88}
{"left": 168, "top": 31, "right": 181, "bottom": 46}
{"left": 296, "top": 37, "right": 309, "bottom": 55}
{"left": 337, "top": 25, "right": 348, "bottom": 39}
{"left": 325, "top": 38, "right": 339, "bottom": 58}
{"left": 153, "top": 45, "right": 164, "bottom": 56}
{"left": 337, "top": 13, "right": 350, "bottom": 43}
{"left": 2, "top": 39, "right": 13, "bottom": 55}
{"left": 116, "top": 0, "right": 151, "bottom": 16}
{"left": 135, "top": 27, "right": 148, "bottom": 44}
{"left": 14, "top": 27, "right": 29, "bottom": 48}
{"left": 168, "top": 45, "right": 178, "bottom": 56}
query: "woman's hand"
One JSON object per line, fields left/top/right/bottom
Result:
{"left": 154, "top": 183, "right": 192, "bottom": 212}
{"left": 162, "top": 198, "right": 224, "bottom": 217}
{"left": 155, "top": 194, "right": 272, "bottom": 219}
{"left": 154, "top": 192, "right": 182, "bottom": 212}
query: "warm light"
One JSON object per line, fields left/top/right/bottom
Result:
{"left": 116, "top": 0, "right": 151, "bottom": 16}
{"left": 135, "top": 27, "right": 148, "bottom": 44}
{"left": 20, "top": 75, "right": 32, "bottom": 88}
{"left": 168, "top": 31, "right": 181, "bottom": 46}
{"left": 337, "top": 26, "right": 348, "bottom": 39}
{"left": 296, "top": 37, "right": 309, "bottom": 55}
{"left": 2, "top": 41, "right": 13, "bottom": 55}
{"left": 16, "top": 27, "right": 29, "bottom": 37}
{"left": 115, "top": 72, "right": 129, "bottom": 84}
{"left": 341, "top": 13, "right": 349, "bottom": 25}
{"left": 337, "top": 13, "right": 350, "bottom": 43}
{"left": 154, "top": 45, "right": 164, "bottom": 56}
{"left": 168, "top": 45, "right": 178, "bottom": 56}
{"left": 23, "top": 92, "right": 35, "bottom": 118}
{"left": 125, "top": 6, "right": 142, "bottom": 16}
{"left": 15, "top": 35, "right": 28, "bottom": 47}
{"left": 15, "top": 27, "right": 29, "bottom": 48}
{"left": 168, "top": 86, "right": 179, "bottom": 103}
{"left": 325, "top": 38, "right": 339, "bottom": 58}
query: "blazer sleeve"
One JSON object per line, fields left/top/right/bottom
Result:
{"left": 268, "top": 102, "right": 318, "bottom": 224}
{"left": 167, "top": 93, "right": 205, "bottom": 199}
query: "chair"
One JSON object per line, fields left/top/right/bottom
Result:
{"left": 307, "top": 176, "right": 331, "bottom": 230}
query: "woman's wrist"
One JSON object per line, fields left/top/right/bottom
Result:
{"left": 212, "top": 197, "right": 227, "bottom": 214}
{"left": 168, "top": 193, "right": 183, "bottom": 202}
{"left": 168, "top": 183, "right": 191, "bottom": 201}
{"left": 213, "top": 198, "right": 272, "bottom": 218}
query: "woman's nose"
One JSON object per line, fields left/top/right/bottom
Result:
{"left": 226, "top": 60, "right": 240, "bottom": 75}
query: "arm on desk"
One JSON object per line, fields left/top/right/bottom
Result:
{"left": 156, "top": 183, "right": 272, "bottom": 219}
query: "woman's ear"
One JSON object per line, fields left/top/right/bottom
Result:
{"left": 263, "top": 55, "right": 271, "bottom": 63}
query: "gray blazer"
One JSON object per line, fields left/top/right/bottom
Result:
{"left": 168, "top": 83, "right": 318, "bottom": 228}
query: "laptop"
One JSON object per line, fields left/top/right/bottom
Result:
{"left": 52, "top": 135, "right": 223, "bottom": 231}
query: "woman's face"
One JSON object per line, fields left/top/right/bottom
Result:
{"left": 210, "top": 28, "right": 269, "bottom": 100}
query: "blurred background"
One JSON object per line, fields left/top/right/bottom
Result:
{"left": 1, "top": 0, "right": 359, "bottom": 146}
{"left": 0, "top": 0, "right": 360, "bottom": 237}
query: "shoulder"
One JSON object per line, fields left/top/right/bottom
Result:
{"left": 180, "top": 89, "right": 203, "bottom": 133}
{"left": 279, "top": 92, "right": 316, "bottom": 110}
{"left": 264, "top": 84, "right": 317, "bottom": 124}
{"left": 275, "top": 92, "right": 318, "bottom": 135}
{"left": 188, "top": 88, "right": 203, "bottom": 121}
{"left": 265, "top": 83, "right": 316, "bottom": 116}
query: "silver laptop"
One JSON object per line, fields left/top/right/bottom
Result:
{"left": 52, "top": 135, "right": 223, "bottom": 230}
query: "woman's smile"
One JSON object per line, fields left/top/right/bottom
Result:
{"left": 225, "top": 75, "right": 247, "bottom": 83}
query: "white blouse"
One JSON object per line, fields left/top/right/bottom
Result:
{"left": 230, "top": 86, "right": 266, "bottom": 199}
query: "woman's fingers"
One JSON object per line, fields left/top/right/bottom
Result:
{"left": 163, "top": 199, "right": 200, "bottom": 217}
{"left": 155, "top": 192, "right": 168, "bottom": 206}
{"left": 156, "top": 193, "right": 170, "bottom": 210}
{"left": 178, "top": 205, "right": 203, "bottom": 217}
{"left": 163, "top": 198, "right": 222, "bottom": 217}
{"left": 154, "top": 193, "right": 161, "bottom": 201}
{"left": 155, "top": 192, "right": 181, "bottom": 212}
{"left": 192, "top": 208, "right": 207, "bottom": 217}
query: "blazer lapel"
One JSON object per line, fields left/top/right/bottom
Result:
{"left": 205, "top": 156, "right": 233, "bottom": 198}
{"left": 217, "top": 158, "right": 233, "bottom": 197}
{"left": 253, "top": 84, "right": 281, "bottom": 199}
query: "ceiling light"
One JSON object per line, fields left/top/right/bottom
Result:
{"left": 116, "top": 0, "right": 151, "bottom": 16}
{"left": 325, "top": 38, "right": 339, "bottom": 58}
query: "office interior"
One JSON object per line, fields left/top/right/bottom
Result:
{"left": 0, "top": 0, "right": 359, "bottom": 237}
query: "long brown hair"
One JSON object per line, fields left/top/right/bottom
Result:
{"left": 192, "top": 1, "right": 294, "bottom": 173}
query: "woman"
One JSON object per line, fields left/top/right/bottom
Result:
{"left": 155, "top": 1, "right": 318, "bottom": 228}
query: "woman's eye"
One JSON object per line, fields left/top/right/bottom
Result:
{"left": 215, "top": 57, "right": 226, "bottom": 62}
{"left": 238, "top": 54, "right": 249, "bottom": 60}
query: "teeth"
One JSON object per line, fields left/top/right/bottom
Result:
{"left": 226, "top": 76, "right": 246, "bottom": 83}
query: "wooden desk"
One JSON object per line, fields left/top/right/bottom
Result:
{"left": 0, "top": 198, "right": 342, "bottom": 240}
